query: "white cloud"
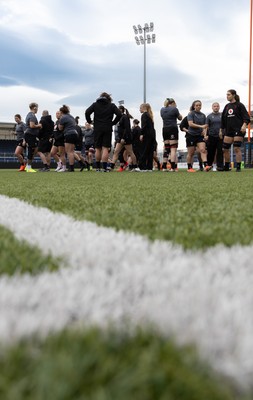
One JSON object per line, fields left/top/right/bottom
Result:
{"left": 0, "top": 85, "right": 65, "bottom": 121}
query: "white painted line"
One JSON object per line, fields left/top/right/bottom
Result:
{"left": 0, "top": 194, "right": 253, "bottom": 388}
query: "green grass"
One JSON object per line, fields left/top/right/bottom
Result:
{"left": 0, "top": 328, "right": 247, "bottom": 400}
{"left": 0, "top": 225, "right": 61, "bottom": 275}
{"left": 1, "top": 168, "right": 253, "bottom": 398}
{"left": 0, "top": 169, "right": 252, "bottom": 249}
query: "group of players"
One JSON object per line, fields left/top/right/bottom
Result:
{"left": 13, "top": 88, "right": 250, "bottom": 173}
{"left": 14, "top": 104, "right": 95, "bottom": 173}
{"left": 161, "top": 89, "right": 250, "bottom": 173}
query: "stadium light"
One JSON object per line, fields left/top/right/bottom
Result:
{"left": 133, "top": 25, "right": 138, "bottom": 35}
{"left": 135, "top": 36, "right": 140, "bottom": 45}
{"left": 137, "top": 24, "right": 143, "bottom": 34}
{"left": 144, "top": 23, "right": 150, "bottom": 33}
{"left": 132, "top": 22, "right": 156, "bottom": 103}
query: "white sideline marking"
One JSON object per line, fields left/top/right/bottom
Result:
{"left": 0, "top": 194, "right": 253, "bottom": 388}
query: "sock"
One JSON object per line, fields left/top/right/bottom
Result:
{"left": 170, "top": 161, "right": 175, "bottom": 170}
{"left": 102, "top": 162, "right": 107, "bottom": 170}
{"left": 96, "top": 161, "right": 101, "bottom": 169}
{"left": 204, "top": 161, "right": 208, "bottom": 167}
{"left": 188, "top": 163, "right": 192, "bottom": 169}
{"left": 162, "top": 162, "right": 167, "bottom": 169}
{"left": 236, "top": 162, "right": 241, "bottom": 170}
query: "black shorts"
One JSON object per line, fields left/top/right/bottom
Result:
{"left": 24, "top": 133, "right": 39, "bottom": 148}
{"left": 85, "top": 144, "right": 95, "bottom": 154}
{"left": 75, "top": 142, "right": 83, "bottom": 152}
{"left": 54, "top": 138, "right": 65, "bottom": 147}
{"left": 225, "top": 131, "right": 245, "bottom": 138}
{"left": 186, "top": 134, "right": 205, "bottom": 147}
{"left": 16, "top": 139, "right": 26, "bottom": 148}
{"left": 124, "top": 137, "right": 133, "bottom": 145}
{"left": 38, "top": 139, "right": 52, "bottom": 153}
{"left": 116, "top": 137, "right": 133, "bottom": 146}
{"left": 162, "top": 126, "right": 178, "bottom": 141}
{"left": 65, "top": 133, "right": 78, "bottom": 145}
{"left": 94, "top": 130, "right": 112, "bottom": 148}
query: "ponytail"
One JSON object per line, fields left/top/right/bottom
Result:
{"left": 60, "top": 104, "right": 70, "bottom": 114}
{"left": 141, "top": 103, "right": 154, "bottom": 121}
{"left": 228, "top": 89, "right": 240, "bottom": 102}
{"left": 119, "top": 105, "right": 133, "bottom": 119}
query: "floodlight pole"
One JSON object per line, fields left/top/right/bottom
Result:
{"left": 248, "top": 0, "right": 253, "bottom": 141}
{"left": 133, "top": 23, "right": 155, "bottom": 103}
{"left": 143, "top": 28, "right": 147, "bottom": 103}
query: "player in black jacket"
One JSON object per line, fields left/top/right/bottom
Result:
{"left": 221, "top": 89, "right": 250, "bottom": 172}
{"left": 38, "top": 110, "right": 54, "bottom": 171}
{"left": 85, "top": 92, "right": 122, "bottom": 172}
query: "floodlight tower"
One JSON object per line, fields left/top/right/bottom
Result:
{"left": 133, "top": 22, "right": 155, "bottom": 103}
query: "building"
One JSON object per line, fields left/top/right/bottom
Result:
{"left": 0, "top": 122, "right": 16, "bottom": 140}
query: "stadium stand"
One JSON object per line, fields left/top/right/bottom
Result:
{"left": 0, "top": 139, "right": 16, "bottom": 153}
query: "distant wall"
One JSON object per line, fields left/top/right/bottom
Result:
{"left": 0, "top": 122, "right": 16, "bottom": 140}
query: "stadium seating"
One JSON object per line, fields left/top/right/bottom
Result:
{"left": 0, "top": 139, "right": 16, "bottom": 154}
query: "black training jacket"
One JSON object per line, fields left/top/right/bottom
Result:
{"left": 85, "top": 97, "right": 122, "bottom": 132}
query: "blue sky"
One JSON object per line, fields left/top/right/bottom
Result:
{"left": 0, "top": 0, "right": 251, "bottom": 149}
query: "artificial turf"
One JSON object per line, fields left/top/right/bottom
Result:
{"left": 0, "top": 328, "right": 246, "bottom": 400}
{"left": 0, "top": 225, "right": 61, "bottom": 276}
{"left": 1, "top": 168, "right": 253, "bottom": 399}
{"left": 0, "top": 168, "right": 252, "bottom": 249}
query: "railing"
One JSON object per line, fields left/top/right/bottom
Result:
{"left": 0, "top": 154, "right": 16, "bottom": 162}
{"left": 0, "top": 154, "right": 42, "bottom": 163}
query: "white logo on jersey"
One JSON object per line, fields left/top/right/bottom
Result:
{"left": 228, "top": 108, "right": 234, "bottom": 115}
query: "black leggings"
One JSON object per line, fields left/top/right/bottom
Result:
{"left": 207, "top": 136, "right": 223, "bottom": 167}
{"left": 25, "top": 133, "right": 38, "bottom": 161}
{"left": 139, "top": 136, "right": 155, "bottom": 170}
